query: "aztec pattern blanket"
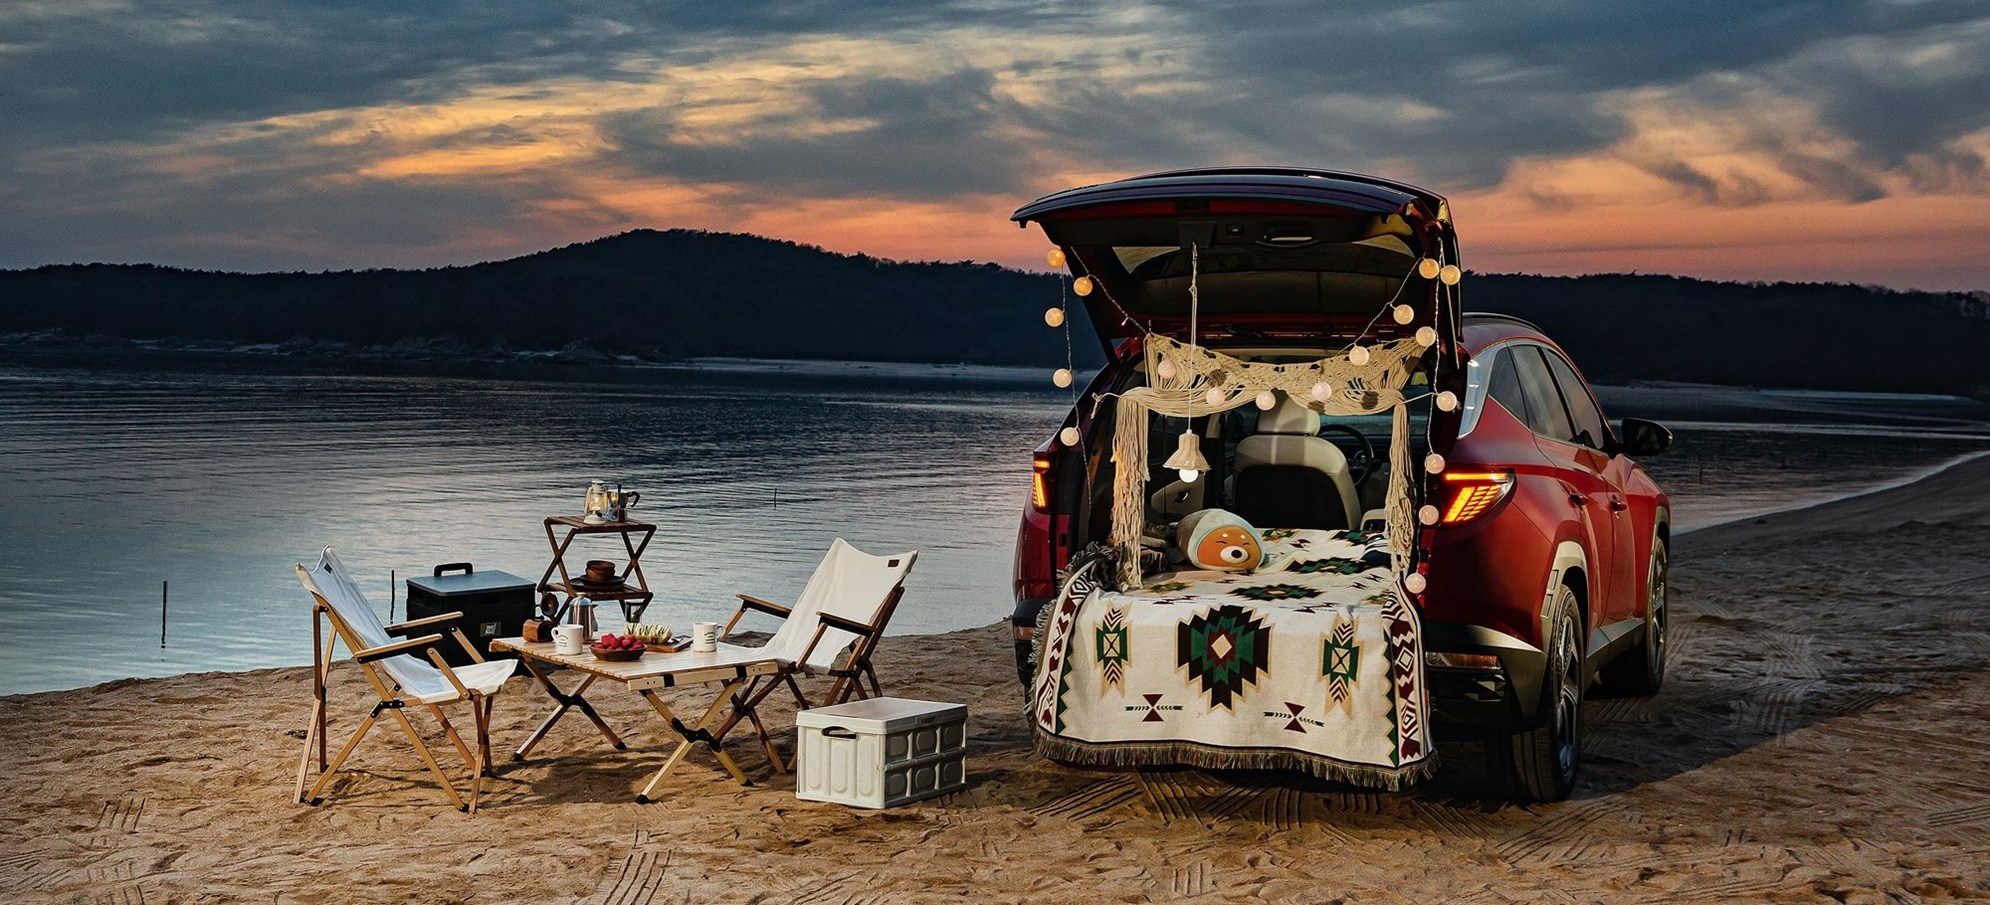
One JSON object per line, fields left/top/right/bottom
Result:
{"left": 1032, "top": 528, "right": 1434, "bottom": 788}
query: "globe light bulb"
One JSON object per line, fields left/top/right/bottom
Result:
{"left": 1053, "top": 368, "right": 1073, "bottom": 388}
{"left": 1059, "top": 426, "right": 1081, "bottom": 446}
{"left": 1416, "top": 258, "right": 1440, "bottom": 280}
{"left": 1204, "top": 387, "right": 1225, "bottom": 406}
{"left": 1439, "top": 264, "right": 1461, "bottom": 286}
{"left": 1348, "top": 345, "right": 1371, "bottom": 366}
{"left": 1418, "top": 505, "right": 1440, "bottom": 526}
{"left": 1072, "top": 275, "right": 1094, "bottom": 296}
{"left": 1435, "top": 390, "right": 1459, "bottom": 412}
{"left": 1178, "top": 468, "right": 1201, "bottom": 483}
{"left": 1392, "top": 304, "right": 1414, "bottom": 325}
{"left": 1156, "top": 358, "right": 1177, "bottom": 380}
{"left": 1044, "top": 307, "right": 1066, "bottom": 328}
{"left": 1255, "top": 390, "right": 1277, "bottom": 411}
{"left": 1416, "top": 326, "right": 1437, "bottom": 347}
{"left": 1311, "top": 381, "right": 1333, "bottom": 402}
{"left": 1405, "top": 573, "right": 1428, "bottom": 594}
{"left": 1047, "top": 248, "right": 1067, "bottom": 269}
{"left": 1424, "top": 452, "right": 1446, "bottom": 474}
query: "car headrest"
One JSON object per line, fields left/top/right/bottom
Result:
{"left": 1257, "top": 397, "right": 1321, "bottom": 436}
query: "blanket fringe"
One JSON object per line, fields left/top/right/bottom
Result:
{"left": 1033, "top": 730, "right": 1439, "bottom": 792}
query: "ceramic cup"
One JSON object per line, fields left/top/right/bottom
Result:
{"left": 552, "top": 624, "right": 586, "bottom": 656}
{"left": 692, "top": 621, "right": 718, "bottom": 652}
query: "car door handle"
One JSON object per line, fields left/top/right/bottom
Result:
{"left": 1568, "top": 492, "right": 1588, "bottom": 507}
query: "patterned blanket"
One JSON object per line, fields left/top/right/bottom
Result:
{"left": 1031, "top": 528, "right": 1434, "bottom": 788}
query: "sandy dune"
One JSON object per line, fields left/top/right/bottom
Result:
{"left": 4, "top": 458, "right": 1990, "bottom": 903}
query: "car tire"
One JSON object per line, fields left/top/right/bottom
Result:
{"left": 1487, "top": 584, "right": 1583, "bottom": 802}
{"left": 1601, "top": 538, "right": 1668, "bottom": 696}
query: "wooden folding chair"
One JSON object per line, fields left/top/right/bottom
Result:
{"left": 710, "top": 539, "right": 916, "bottom": 771}
{"left": 294, "top": 547, "right": 514, "bottom": 813}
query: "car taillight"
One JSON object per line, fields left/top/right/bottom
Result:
{"left": 1439, "top": 470, "right": 1514, "bottom": 524}
{"left": 1031, "top": 453, "right": 1053, "bottom": 512}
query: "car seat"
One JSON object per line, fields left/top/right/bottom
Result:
{"left": 1230, "top": 397, "right": 1361, "bottom": 530}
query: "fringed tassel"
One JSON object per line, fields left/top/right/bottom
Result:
{"left": 1033, "top": 731, "right": 1439, "bottom": 791}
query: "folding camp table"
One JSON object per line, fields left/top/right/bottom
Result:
{"left": 490, "top": 637, "right": 782, "bottom": 801}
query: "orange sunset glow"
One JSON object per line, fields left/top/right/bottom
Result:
{"left": 1, "top": 2, "right": 1986, "bottom": 290}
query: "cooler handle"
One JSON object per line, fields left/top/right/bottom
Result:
{"left": 820, "top": 726, "right": 857, "bottom": 739}
{"left": 433, "top": 562, "right": 474, "bottom": 577}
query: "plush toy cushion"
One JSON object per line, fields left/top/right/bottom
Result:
{"left": 1176, "top": 508, "right": 1263, "bottom": 571}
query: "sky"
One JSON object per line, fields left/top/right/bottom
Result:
{"left": 2, "top": 0, "right": 1987, "bottom": 291}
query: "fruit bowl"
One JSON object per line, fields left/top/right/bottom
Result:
{"left": 590, "top": 644, "right": 643, "bottom": 662}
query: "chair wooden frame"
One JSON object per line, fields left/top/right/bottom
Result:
{"left": 709, "top": 581, "right": 908, "bottom": 772}
{"left": 295, "top": 558, "right": 503, "bottom": 814}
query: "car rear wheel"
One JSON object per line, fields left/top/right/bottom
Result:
{"left": 1487, "top": 585, "right": 1583, "bottom": 802}
{"left": 1602, "top": 538, "right": 1667, "bottom": 696}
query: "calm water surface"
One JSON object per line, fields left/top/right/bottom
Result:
{"left": 2, "top": 355, "right": 1986, "bottom": 695}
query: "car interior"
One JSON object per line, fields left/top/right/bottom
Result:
{"left": 1097, "top": 349, "right": 1433, "bottom": 543}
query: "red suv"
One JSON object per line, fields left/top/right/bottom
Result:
{"left": 1010, "top": 168, "right": 1674, "bottom": 799}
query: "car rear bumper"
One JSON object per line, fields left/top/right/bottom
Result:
{"left": 1422, "top": 620, "right": 1547, "bottom": 736}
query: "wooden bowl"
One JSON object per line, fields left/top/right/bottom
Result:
{"left": 589, "top": 644, "right": 643, "bottom": 662}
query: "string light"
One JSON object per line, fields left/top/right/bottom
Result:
{"left": 1392, "top": 305, "right": 1414, "bottom": 325}
{"left": 1418, "top": 505, "right": 1440, "bottom": 526}
{"left": 1255, "top": 390, "right": 1278, "bottom": 411}
{"left": 1072, "top": 275, "right": 1094, "bottom": 296}
{"left": 1046, "top": 248, "right": 1066, "bottom": 269}
{"left": 1059, "top": 426, "right": 1081, "bottom": 446}
{"left": 1053, "top": 368, "right": 1073, "bottom": 388}
{"left": 1417, "top": 258, "right": 1440, "bottom": 280}
{"left": 1439, "top": 264, "right": 1461, "bottom": 286}
{"left": 1404, "top": 573, "right": 1428, "bottom": 594}
{"left": 1204, "top": 387, "right": 1225, "bottom": 406}
{"left": 1044, "top": 307, "right": 1066, "bottom": 328}
{"left": 1156, "top": 358, "right": 1177, "bottom": 380}
{"left": 1424, "top": 452, "right": 1446, "bottom": 474}
{"left": 1311, "top": 381, "right": 1332, "bottom": 402}
{"left": 1435, "top": 390, "right": 1459, "bottom": 412}
{"left": 1348, "top": 345, "right": 1371, "bottom": 366}
{"left": 1415, "top": 326, "right": 1437, "bottom": 347}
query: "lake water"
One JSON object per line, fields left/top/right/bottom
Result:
{"left": 3, "top": 352, "right": 1988, "bottom": 696}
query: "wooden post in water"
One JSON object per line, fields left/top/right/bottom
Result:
{"left": 390, "top": 569, "right": 397, "bottom": 622}
{"left": 160, "top": 580, "right": 168, "bottom": 648}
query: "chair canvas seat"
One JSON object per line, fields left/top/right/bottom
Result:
{"left": 295, "top": 547, "right": 506, "bottom": 813}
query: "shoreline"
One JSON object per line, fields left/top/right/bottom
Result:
{"left": 4, "top": 447, "right": 1987, "bottom": 703}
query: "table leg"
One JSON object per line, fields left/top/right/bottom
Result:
{"left": 513, "top": 659, "right": 625, "bottom": 761}
{"left": 633, "top": 681, "right": 750, "bottom": 802}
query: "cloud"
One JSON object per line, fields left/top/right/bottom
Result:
{"left": 0, "top": 0, "right": 1985, "bottom": 288}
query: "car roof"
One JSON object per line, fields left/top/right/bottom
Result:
{"left": 1460, "top": 312, "right": 1592, "bottom": 372}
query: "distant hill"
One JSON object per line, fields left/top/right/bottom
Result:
{"left": 2, "top": 229, "right": 1985, "bottom": 397}
{"left": 0, "top": 230, "right": 1080, "bottom": 366}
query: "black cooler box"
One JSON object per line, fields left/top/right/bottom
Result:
{"left": 405, "top": 563, "right": 536, "bottom": 666}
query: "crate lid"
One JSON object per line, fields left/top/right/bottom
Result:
{"left": 406, "top": 569, "right": 534, "bottom": 597}
{"left": 795, "top": 697, "right": 966, "bottom": 733}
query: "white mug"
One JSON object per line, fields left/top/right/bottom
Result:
{"left": 692, "top": 622, "right": 718, "bottom": 652}
{"left": 552, "top": 624, "right": 586, "bottom": 656}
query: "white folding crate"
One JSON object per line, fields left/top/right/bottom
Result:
{"left": 794, "top": 697, "right": 967, "bottom": 809}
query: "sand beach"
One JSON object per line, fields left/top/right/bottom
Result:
{"left": 3, "top": 457, "right": 1990, "bottom": 903}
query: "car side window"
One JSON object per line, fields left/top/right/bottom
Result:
{"left": 1542, "top": 351, "right": 1611, "bottom": 450}
{"left": 1486, "top": 348, "right": 1530, "bottom": 425}
{"left": 1510, "top": 347, "right": 1576, "bottom": 442}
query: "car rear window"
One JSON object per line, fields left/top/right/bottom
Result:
{"left": 1486, "top": 347, "right": 1529, "bottom": 425}
{"left": 1541, "top": 351, "right": 1611, "bottom": 450}
{"left": 1510, "top": 346, "right": 1576, "bottom": 442}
